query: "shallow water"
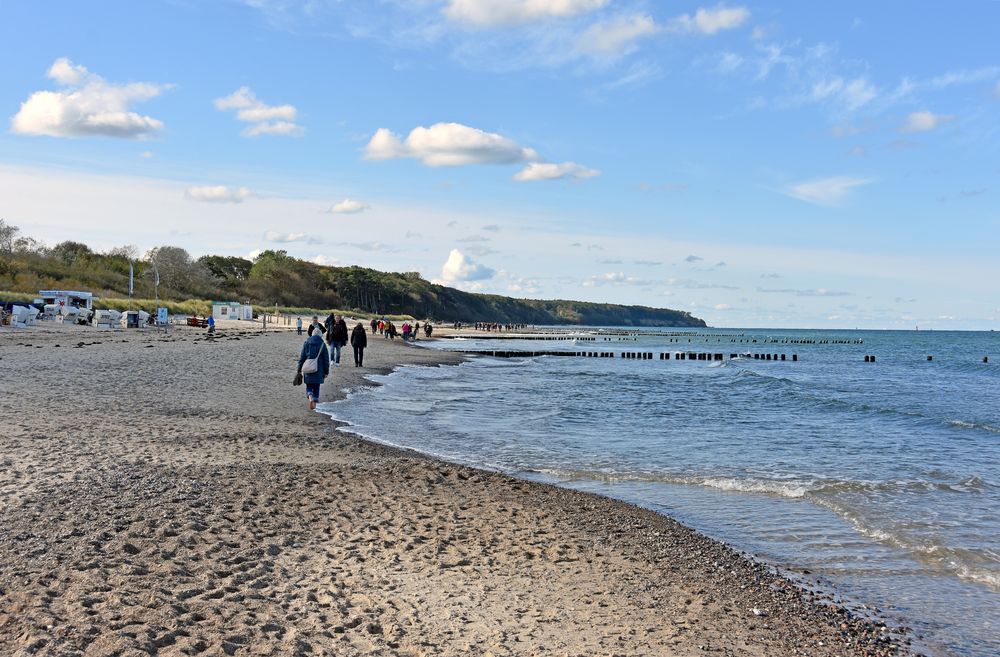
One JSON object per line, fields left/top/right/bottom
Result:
{"left": 318, "top": 328, "right": 999, "bottom": 657}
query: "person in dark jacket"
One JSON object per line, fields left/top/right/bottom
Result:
{"left": 350, "top": 322, "right": 368, "bottom": 367}
{"left": 328, "top": 314, "right": 349, "bottom": 366}
{"left": 298, "top": 327, "right": 330, "bottom": 410}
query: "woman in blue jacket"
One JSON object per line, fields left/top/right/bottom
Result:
{"left": 298, "top": 327, "right": 330, "bottom": 410}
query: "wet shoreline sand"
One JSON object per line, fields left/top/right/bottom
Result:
{"left": 0, "top": 322, "right": 917, "bottom": 656}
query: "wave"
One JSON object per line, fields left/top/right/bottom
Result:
{"left": 947, "top": 419, "right": 1000, "bottom": 434}
{"left": 728, "top": 365, "right": 1000, "bottom": 437}
{"left": 814, "top": 497, "right": 1000, "bottom": 593}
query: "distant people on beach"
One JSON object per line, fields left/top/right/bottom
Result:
{"left": 298, "top": 326, "right": 330, "bottom": 410}
{"left": 296, "top": 317, "right": 303, "bottom": 335}
{"left": 401, "top": 322, "right": 411, "bottom": 342}
{"left": 351, "top": 322, "right": 367, "bottom": 367}
{"left": 370, "top": 318, "right": 378, "bottom": 335}
{"left": 424, "top": 322, "right": 433, "bottom": 337}
{"left": 206, "top": 314, "right": 215, "bottom": 336}
{"left": 473, "top": 322, "right": 527, "bottom": 332}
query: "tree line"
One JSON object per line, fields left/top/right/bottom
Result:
{"left": 0, "top": 219, "right": 705, "bottom": 326}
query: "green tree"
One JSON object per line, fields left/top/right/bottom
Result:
{"left": 0, "top": 218, "right": 18, "bottom": 254}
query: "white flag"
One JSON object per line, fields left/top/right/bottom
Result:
{"left": 154, "top": 266, "right": 159, "bottom": 288}
{"left": 129, "top": 260, "right": 134, "bottom": 295}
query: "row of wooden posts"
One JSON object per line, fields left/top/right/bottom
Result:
{"left": 462, "top": 350, "right": 991, "bottom": 364}
{"left": 462, "top": 350, "right": 799, "bottom": 361}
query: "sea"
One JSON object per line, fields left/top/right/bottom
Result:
{"left": 317, "top": 328, "right": 999, "bottom": 657}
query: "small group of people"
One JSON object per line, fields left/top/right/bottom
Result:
{"left": 473, "top": 322, "right": 528, "bottom": 332}
{"left": 295, "top": 313, "right": 370, "bottom": 409}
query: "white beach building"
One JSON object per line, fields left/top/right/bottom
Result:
{"left": 212, "top": 301, "right": 253, "bottom": 320}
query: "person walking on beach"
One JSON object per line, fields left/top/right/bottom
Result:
{"left": 309, "top": 315, "right": 325, "bottom": 337}
{"left": 206, "top": 314, "right": 215, "bottom": 336}
{"left": 370, "top": 317, "right": 377, "bottom": 335}
{"left": 296, "top": 317, "right": 302, "bottom": 335}
{"left": 297, "top": 326, "right": 330, "bottom": 410}
{"left": 329, "top": 314, "right": 348, "bottom": 366}
{"left": 351, "top": 321, "right": 367, "bottom": 367}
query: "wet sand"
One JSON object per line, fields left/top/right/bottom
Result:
{"left": 0, "top": 322, "right": 915, "bottom": 656}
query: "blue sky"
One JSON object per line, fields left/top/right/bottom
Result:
{"left": 2, "top": 0, "right": 998, "bottom": 328}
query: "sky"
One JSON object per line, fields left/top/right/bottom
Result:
{"left": 2, "top": 0, "right": 999, "bottom": 329}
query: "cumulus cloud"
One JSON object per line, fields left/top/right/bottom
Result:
{"left": 11, "top": 58, "right": 168, "bottom": 138}
{"left": 439, "top": 248, "right": 496, "bottom": 282}
{"left": 329, "top": 198, "right": 369, "bottom": 214}
{"left": 365, "top": 123, "right": 538, "bottom": 166}
{"left": 576, "top": 14, "right": 660, "bottom": 55}
{"left": 311, "top": 254, "right": 340, "bottom": 266}
{"left": 671, "top": 5, "right": 750, "bottom": 35}
{"left": 901, "top": 110, "right": 954, "bottom": 133}
{"left": 443, "top": 0, "right": 608, "bottom": 27}
{"left": 714, "top": 303, "right": 732, "bottom": 310}
{"left": 185, "top": 185, "right": 252, "bottom": 203}
{"left": 264, "top": 231, "right": 321, "bottom": 244}
{"left": 513, "top": 161, "right": 600, "bottom": 181}
{"left": 783, "top": 176, "right": 872, "bottom": 206}
{"left": 685, "top": 255, "right": 703, "bottom": 263}
{"left": 214, "top": 86, "right": 303, "bottom": 137}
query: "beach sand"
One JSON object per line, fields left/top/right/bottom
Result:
{"left": 0, "top": 322, "right": 913, "bottom": 656}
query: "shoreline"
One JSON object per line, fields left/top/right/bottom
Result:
{"left": 0, "top": 322, "right": 920, "bottom": 656}
{"left": 320, "top": 342, "right": 928, "bottom": 651}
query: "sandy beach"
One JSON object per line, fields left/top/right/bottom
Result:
{"left": 0, "top": 321, "right": 914, "bottom": 657}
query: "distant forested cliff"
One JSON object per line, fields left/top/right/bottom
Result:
{"left": 0, "top": 220, "right": 705, "bottom": 326}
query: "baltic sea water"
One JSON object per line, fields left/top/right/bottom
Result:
{"left": 318, "top": 328, "right": 999, "bottom": 657}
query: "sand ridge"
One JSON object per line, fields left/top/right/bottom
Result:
{"left": 0, "top": 323, "right": 915, "bottom": 656}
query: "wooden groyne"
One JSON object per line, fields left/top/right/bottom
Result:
{"left": 458, "top": 350, "right": 799, "bottom": 362}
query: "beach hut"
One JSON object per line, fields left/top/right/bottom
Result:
{"left": 211, "top": 301, "right": 242, "bottom": 321}
{"left": 240, "top": 304, "right": 253, "bottom": 321}
{"left": 36, "top": 290, "right": 94, "bottom": 313}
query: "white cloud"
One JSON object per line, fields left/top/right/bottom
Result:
{"left": 443, "top": 0, "right": 608, "bottom": 27}
{"left": 583, "top": 271, "right": 655, "bottom": 287}
{"left": 264, "top": 231, "right": 321, "bottom": 244}
{"left": 576, "top": 14, "right": 660, "bottom": 56}
{"left": 243, "top": 121, "right": 303, "bottom": 137}
{"left": 140, "top": 151, "right": 154, "bottom": 158}
{"left": 783, "top": 176, "right": 872, "bottom": 206}
{"left": 671, "top": 5, "right": 750, "bottom": 35}
{"left": 329, "top": 198, "right": 370, "bottom": 214}
{"left": 311, "top": 254, "right": 340, "bottom": 266}
{"left": 439, "top": 248, "right": 496, "bottom": 282}
{"left": 714, "top": 303, "right": 732, "bottom": 310}
{"left": 11, "top": 58, "right": 168, "bottom": 138}
{"left": 214, "top": 86, "right": 303, "bottom": 137}
{"left": 186, "top": 185, "right": 252, "bottom": 203}
{"left": 513, "top": 161, "right": 599, "bottom": 181}
{"left": 901, "top": 110, "right": 954, "bottom": 133}
{"left": 716, "top": 51, "right": 744, "bottom": 73}
{"left": 810, "top": 77, "right": 877, "bottom": 111}
{"left": 365, "top": 122, "right": 539, "bottom": 167}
